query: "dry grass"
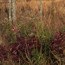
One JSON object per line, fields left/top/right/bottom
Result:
{"left": 0, "top": 0, "right": 65, "bottom": 65}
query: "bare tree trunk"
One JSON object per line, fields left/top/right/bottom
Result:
{"left": 39, "top": 0, "right": 43, "bottom": 24}
{"left": 12, "top": 0, "right": 16, "bottom": 22}
{"left": 9, "top": 0, "right": 16, "bottom": 23}
{"left": 40, "top": 0, "right": 42, "bottom": 17}
{"left": 9, "top": 0, "right": 12, "bottom": 22}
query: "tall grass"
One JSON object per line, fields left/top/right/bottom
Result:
{"left": 0, "top": 0, "right": 65, "bottom": 65}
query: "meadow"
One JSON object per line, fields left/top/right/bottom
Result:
{"left": 0, "top": 0, "right": 65, "bottom": 65}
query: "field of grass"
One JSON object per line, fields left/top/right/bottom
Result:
{"left": 0, "top": 0, "right": 65, "bottom": 65}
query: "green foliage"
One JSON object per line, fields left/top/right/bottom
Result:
{"left": 0, "top": 21, "right": 16, "bottom": 44}
{"left": 61, "top": 26, "right": 65, "bottom": 32}
{"left": 35, "top": 21, "right": 53, "bottom": 43}
{"left": 17, "top": 21, "right": 35, "bottom": 37}
{"left": 31, "top": 50, "right": 46, "bottom": 65}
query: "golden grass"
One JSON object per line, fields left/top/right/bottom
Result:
{"left": 0, "top": 0, "right": 65, "bottom": 32}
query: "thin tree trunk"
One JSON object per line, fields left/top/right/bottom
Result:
{"left": 9, "top": 0, "right": 12, "bottom": 22}
{"left": 9, "top": 0, "right": 16, "bottom": 23}
{"left": 12, "top": 0, "right": 16, "bottom": 22}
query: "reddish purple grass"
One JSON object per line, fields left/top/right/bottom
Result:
{"left": 9, "top": 35, "right": 40, "bottom": 62}
{"left": 0, "top": 45, "right": 8, "bottom": 61}
{"left": 51, "top": 31, "right": 65, "bottom": 54}
{"left": 0, "top": 31, "right": 65, "bottom": 62}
